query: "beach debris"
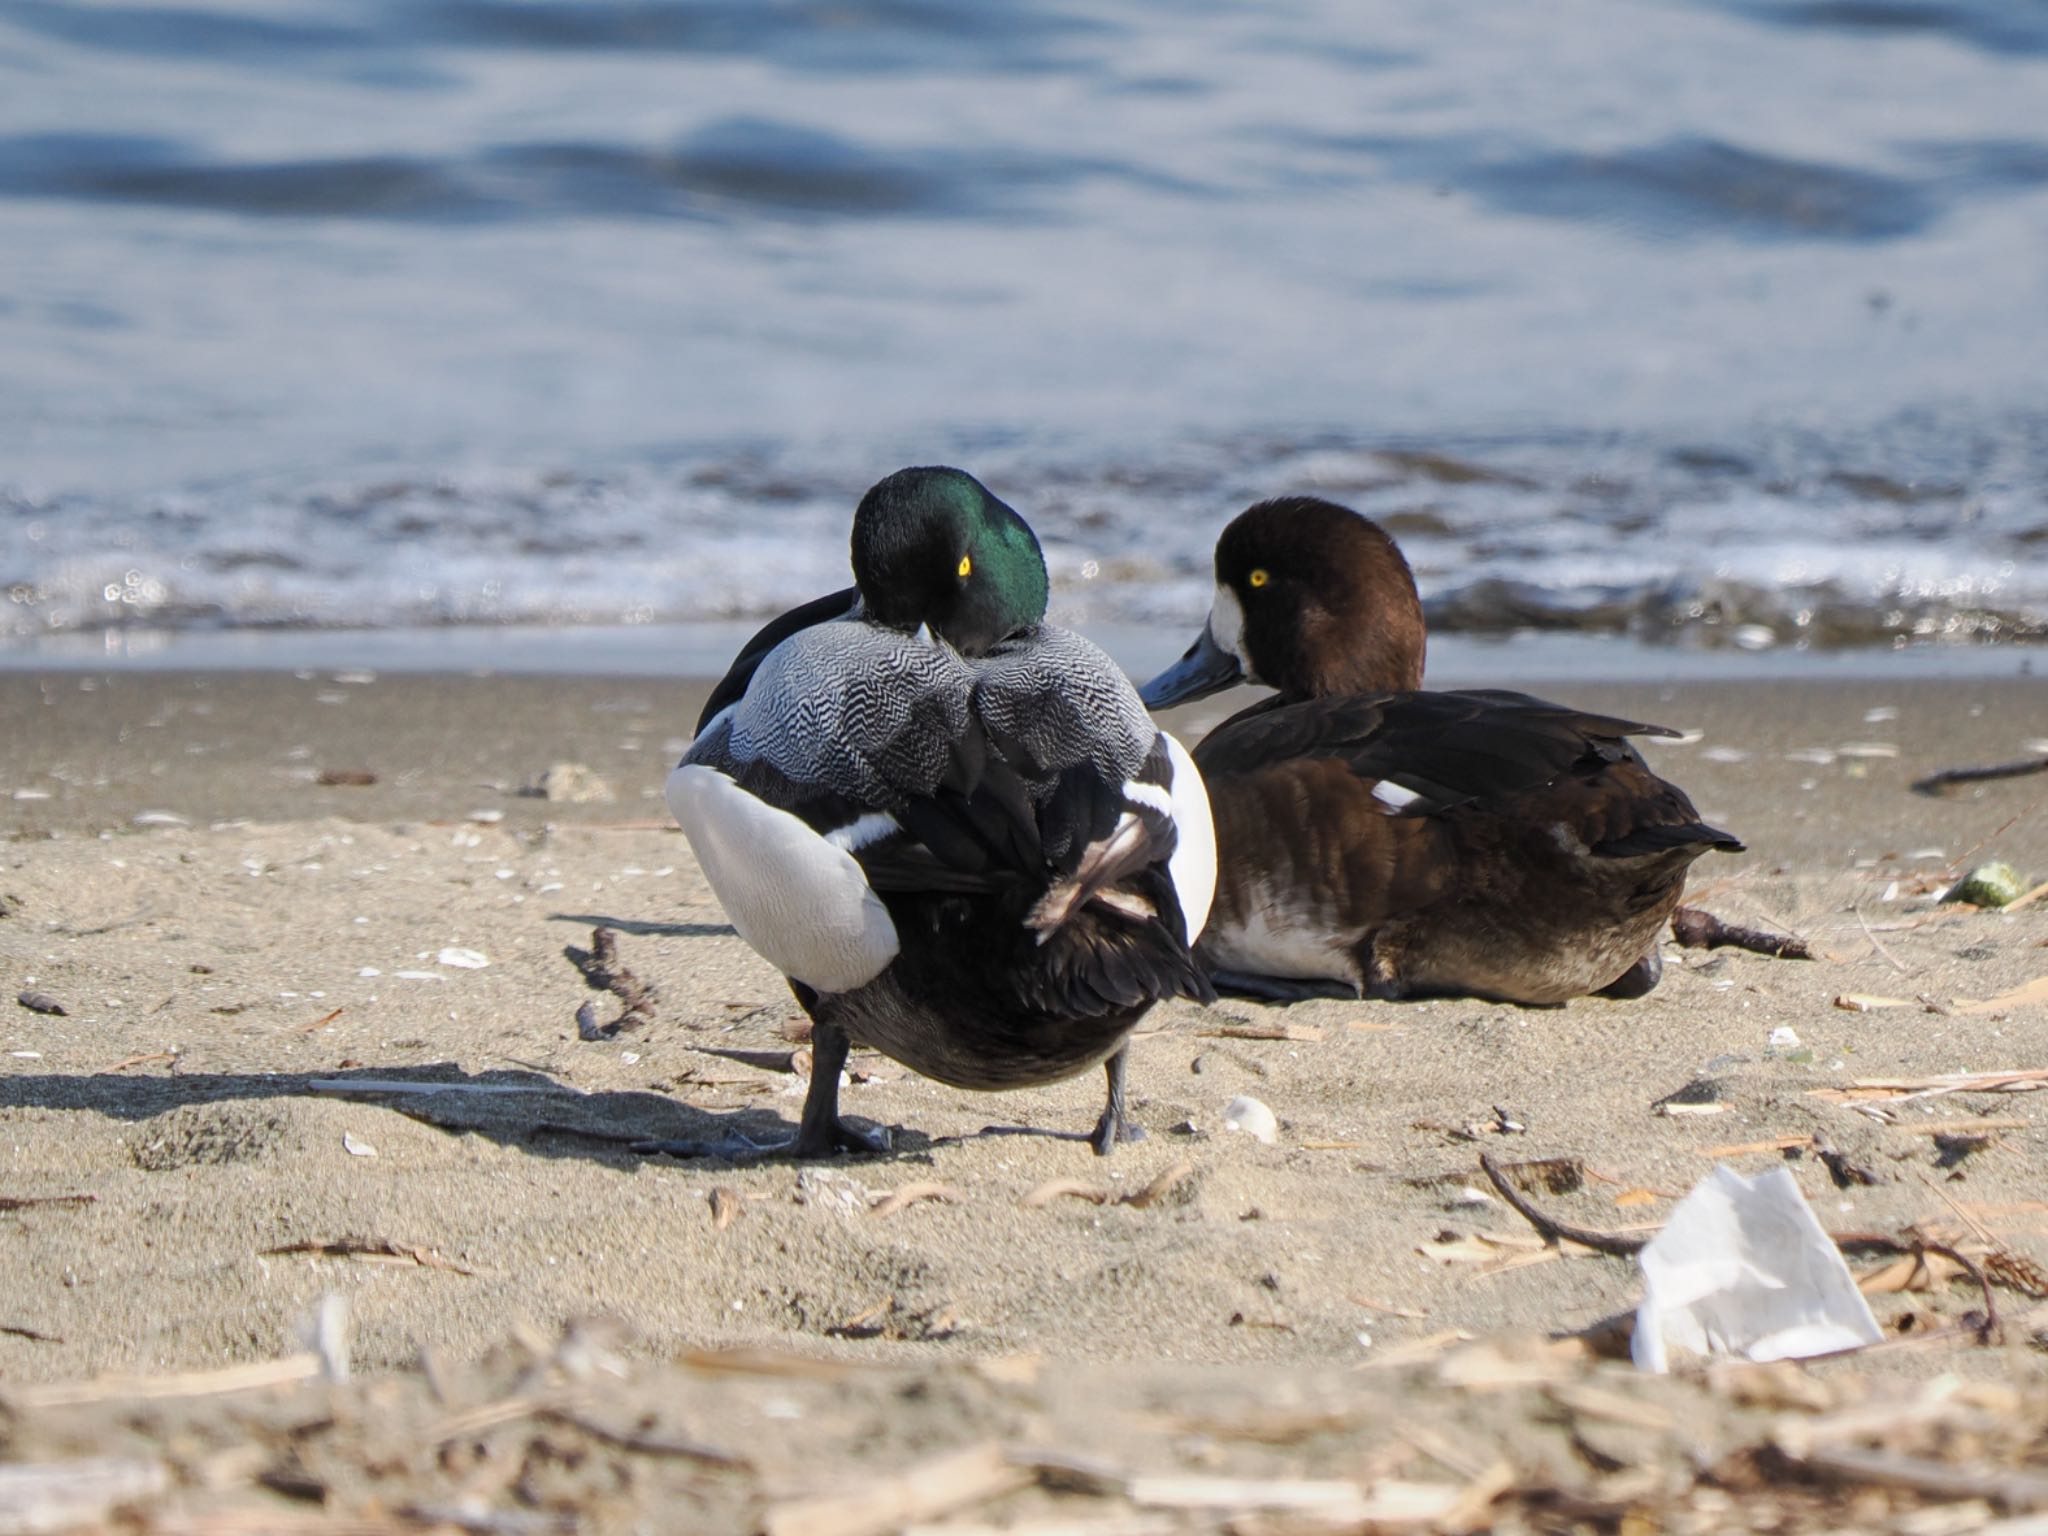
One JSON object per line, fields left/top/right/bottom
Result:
{"left": 708, "top": 1187, "right": 741, "bottom": 1230}
{"left": 1815, "top": 1140, "right": 1880, "bottom": 1188}
{"left": 1020, "top": 1177, "right": 1111, "bottom": 1208}
{"left": 0, "top": 1458, "right": 170, "bottom": 1534}
{"left": 1955, "top": 976, "right": 2048, "bottom": 1014}
{"left": 1633, "top": 1165, "right": 1882, "bottom": 1373}
{"left": 10, "top": 1351, "right": 324, "bottom": 1409}
{"left": 794, "top": 1168, "right": 872, "bottom": 1216}
{"left": 437, "top": 945, "right": 490, "bottom": 969}
{"left": 1943, "top": 861, "right": 2029, "bottom": 908}
{"left": 1197, "top": 1020, "right": 1326, "bottom": 1042}
{"left": 1670, "top": 907, "right": 1813, "bottom": 960}
{"left": 264, "top": 1236, "right": 476, "bottom": 1275}
{"left": 1123, "top": 1158, "right": 1197, "bottom": 1209}
{"left": 303, "top": 1292, "right": 351, "bottom": 1383}
{"left": 316, "top": 768, "right": 377, "bottom": 786}
{"left": 1834, "top": 993, "right": 1913, "bottom": 1012}
{"left": 1933, "top": 1130, "right": 1996, "bottom": 1169}
{"left": 342, "top": 1131, "right": 377, "bottom": 1157}
{"left": 566, "top": 925, "right": 658, "bottom": 1035}
{"left": 1222, "top": 1095, "right": 1278, "bottom": 1144}
{"left": 529, "top": 762, "right": 616, "bottom": 803}
{"left": 130, "top": 810, "right": 187, "bottom": 827}
{"left": 15, "top": 989, "right": 66, "bottom": 1016}
{"left": 1477, "top": 1152, "right": 1647, "bottom": 1257}
{"left": 1768, "top": 1025, "right": 1801, "bottom": 1049}
{"left": 0, "top": 893, "right": 17, "bottom": 918}
{"left": 763, "top": 1440, "right": 1029, "bottom": 1536}
{"left": 1021, "top": 1159, "right": 1197, "bottom": 1212}
{"left": 1912, "top": 753, "right": 2048, "bottom": 796}
{"left": 1652, "top": 1077, "right": 1730, "bottom": 1116}
{"left": 0, "top": 1191, "right": 97, "bottom": 1212}
{"left": 867, "top": 1182, "right": 959, "bottom": 1218}
{"left": 0, "top": 1322, "right": 62, "bottom": 1343}
{"left": 1813, "top": 1068, "right": 2048, "bottom": 1107}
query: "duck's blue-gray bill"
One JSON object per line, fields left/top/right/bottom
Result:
{"left": 1139, "top": 625, "right": 1243, "bottom": 709}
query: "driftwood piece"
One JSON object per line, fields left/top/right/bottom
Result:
{"left": 760, "top": 1441, "right": 1030, "bottom": 1536}
{"left": 1478, "top": 1153, "right": 1647, "bottom": 1257}
{"left": 0, "top": 1458, "right": 169, "bottom": 1534}
{"left": 1911, "top": 755, "right": 2048, "bottom": 796}
{"left": 10, "top": 1353, "right": 322, "bottom": 1410}
{"left": 1670, "top": 908, "right": 1813, "bottom": 960}
{"left": 565, "top": 925, "right": 659, "bottom": 1036}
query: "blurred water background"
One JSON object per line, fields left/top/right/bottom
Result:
{"left": 2, "top": 0, "right": 2046, "bottom": 670}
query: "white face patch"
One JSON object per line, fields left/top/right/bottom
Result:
{"left": 1209, "top": 583, "right": 1252, "bottom": 678}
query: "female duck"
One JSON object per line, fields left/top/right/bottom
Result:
{"left": 668, "top": 466, "right": 1214, "bottom": 1156}
{"left": 1140, "top": 496, "right": 1740, "bottom": 1006}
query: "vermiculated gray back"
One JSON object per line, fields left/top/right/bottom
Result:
{"left": 973, "top": 623, "right": 1157, "bottom": 785}
{"left": 688, "top": 620, "right": 977, "bottom": 807}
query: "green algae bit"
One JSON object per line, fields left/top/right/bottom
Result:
{"left": 1943, "top": 861, "right": 2027, "bottom": 908}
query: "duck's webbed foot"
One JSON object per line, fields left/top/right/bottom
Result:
{"left": 1596, "top": 948, "right": 1663, "bottom": 1000}
{"left": 635, "top": 1018, "right": 891, "bottom": 1159}
{"left": 1209, "top": 969, "right": 1362, "bottom": 1004}
{"left": 1087, "top": 1046, "right": 1146, "bottom": 1157}
{"left": 790, "top": 1018, "right": 895, "bottom": 1157}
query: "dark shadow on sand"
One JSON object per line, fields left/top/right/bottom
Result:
{"left": 549, "top": 911, "right": 735, "bottom": 938}
{"left": 0, "top": 1062, "right": 920, "bottom": 1166}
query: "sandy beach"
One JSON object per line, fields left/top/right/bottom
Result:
{"left": 3, "top": 664, "right": 2046, "bottom": 1531}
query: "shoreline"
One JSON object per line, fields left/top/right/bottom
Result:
{"left": 1, "top": 621, "right": 2041, "bottom": 687}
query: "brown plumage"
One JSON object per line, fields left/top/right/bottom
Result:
{"left": 1140, "top": 497, "right": 1743, "bottom": 1005}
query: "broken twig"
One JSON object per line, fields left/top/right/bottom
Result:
{"left": 1670, "top": 908, "right": 1812, "bottom": 960}
{"left": 1911, "top": 755, "right": 2048, "bottom": 796}
{"left": 566, "top": 925, "right": 657, "bottom": 1037}
{"left": 1477, "top": 1152, "right": 1647, "bottom": 1257}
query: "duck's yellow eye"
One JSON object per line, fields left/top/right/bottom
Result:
{"left": 1248, "top": 568, "right": 1270, "bottom": 588}
{"left": 957, "top": 554, "right": 972, "bottom": 579}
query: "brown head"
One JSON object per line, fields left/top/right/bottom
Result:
{"left": 1140, "top": 496, "right": 1426, "bottom": 707}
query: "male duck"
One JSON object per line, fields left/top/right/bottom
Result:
{"left": 668, "top": 466, "right": 1215, "bottom": 1156}
{"left": 1139, "top": 495, "right": 1741, "bottom": 1006}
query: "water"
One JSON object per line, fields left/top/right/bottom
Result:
{"left": 3, "top": 0, "right": 2046, "bottom": 662}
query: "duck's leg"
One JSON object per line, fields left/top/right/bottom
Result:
{"left": 1596, "top": 948, "right": 1663, "bottom": 1000}
{"left": 790, "top": 1017, "right": 893, "bottom": 1157}
{"left": 1087, "top": 1044, "right": 1146, "bottom": 1156}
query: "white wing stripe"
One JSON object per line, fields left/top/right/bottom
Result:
{"left": 826, "top": 811, "right": 903, "bottom": 851}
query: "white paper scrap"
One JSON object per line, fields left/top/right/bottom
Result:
{"left": 1633, "top": 1164, "right": 1881, "bottom": 1373}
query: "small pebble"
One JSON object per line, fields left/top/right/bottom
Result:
{"left": 1222, "top": 1095, "right": 1278, "bottom": 1145}
{"left": 1768, "top": 1026, "right": 1801, "bottom": 1048}
{"left": 1944, "top": 861, "right": 2026, "bottom": 909}
{"left": 342, "top": 1132, "right": 377, "bottom": 1157}
{"left": 437, "top": 947, "right": 490, "bottom": 969}
{"left": 533, "top": 763, "right": 616, "bottom": 804}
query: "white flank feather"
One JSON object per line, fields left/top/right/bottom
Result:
{"left": 1162, "top": 731, "right": 1216, "bottom": 941}
{"left": 665, "top": 764, "right": 899, "bottom": 994}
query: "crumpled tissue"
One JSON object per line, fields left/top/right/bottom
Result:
{"left": 1633, "top": 1163, "right": 1882, "bottom": 1373}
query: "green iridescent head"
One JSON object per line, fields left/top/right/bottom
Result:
{"left": 851, "top": 466, "right": 1050, "bottom": 656}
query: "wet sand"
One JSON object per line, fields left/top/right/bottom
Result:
{"left": 2, "top": 666, "right": 2045, "bottom": 1530}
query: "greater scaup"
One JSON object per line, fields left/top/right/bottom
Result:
{"left": 1140, "top": 495, "right": 1741, "bottom": 1005}
{"left": 668, "top": 466, "right": 1215, "bottom": 1155}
